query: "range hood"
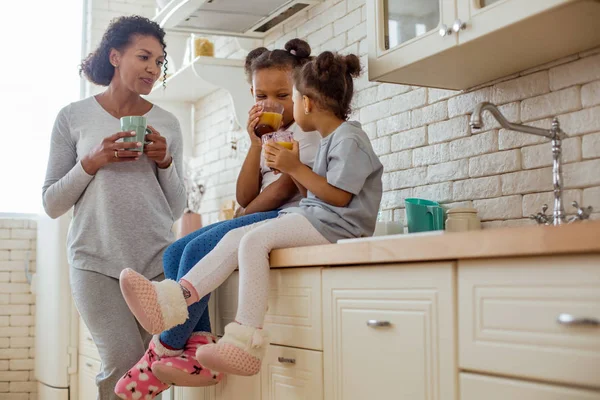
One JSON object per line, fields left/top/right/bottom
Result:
{"left": 154, "top": 0, "right": 323, "bottom": 38}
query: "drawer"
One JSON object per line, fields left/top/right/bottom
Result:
{"left": 78, "top": 355, "right": 101, "bottom": 400}
{"left": 461, "top": 373, "right": 600, "bottom": 400}
{"left": 459, "top": 255, "right": 600, "bottom": 388}
{"left": 323, "top": 263, "right": 456, "bottom": 400}
{"left": 79, "top": 318, "right": 101, "bottom": 361}
{"left": 261, "top": 345, "right": 323, "bottom": 400}
{"left": 216, "top": 268, "right": 322, "bottom": 350}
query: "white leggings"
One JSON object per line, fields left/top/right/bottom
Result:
{"left": 180, "top": 213, "right": 330, "bottom": 328}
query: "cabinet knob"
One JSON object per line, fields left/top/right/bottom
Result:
{"left": 278, "top": 357, "right": 296, "bottom": 364}
{"left": 452, "top": 19, "right": 467, "bottom": 33}
{"left": 557, "top": 313, "right": 599, "bottom": 327}
{"left": 366, "top": 320, "right": 391, "bottom": 328}
{"left": 439, "top": 24, "right": 453, "bottom": 37}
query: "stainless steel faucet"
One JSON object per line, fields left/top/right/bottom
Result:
{"left": 470, "top": 102, "right": 593, "bottom": 226}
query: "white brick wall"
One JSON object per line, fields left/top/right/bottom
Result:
{"left": 0, "top": 219, "right": 36, "bottom": 400}
{"left": 150, "top": 0, "right": 599, "bottom": 227}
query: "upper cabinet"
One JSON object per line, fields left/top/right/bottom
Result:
{"left": 367, "top": 0, "right": 600, "bottom": 89}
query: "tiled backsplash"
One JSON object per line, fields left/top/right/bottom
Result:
{"left": 191, "top": 0, "right": 600, "bottom": 228}
{"left": 0, "top": 219, "right": 37, "bottom": 399}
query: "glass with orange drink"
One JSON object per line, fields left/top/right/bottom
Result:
{"left": 254, "top": 100, "right": 284, "bottom": 137}
{"left": 262, "top": 131, "right": 294, "bottom": 171}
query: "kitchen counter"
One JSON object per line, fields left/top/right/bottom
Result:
{"left": 270, "top": 220, "right": 600, "bottom": 267}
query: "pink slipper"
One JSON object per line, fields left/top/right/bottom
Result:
{"left": 195, "top": 323, "right": 269, "bottom": 376}
{"left": 114, "top": 336, "right": 178, "bottom": 399}
{"left": 119, "top": 268, "right": 188, "bottom": 334}
{"left": 152, "top": 332, "right": 224, "bottom": 386}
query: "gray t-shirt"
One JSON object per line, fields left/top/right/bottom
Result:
{"left": 282, "top": 121, "right": 383, "bottom": 242}
{"left": 42, "top": 96, "right": 186, "bottom": 279}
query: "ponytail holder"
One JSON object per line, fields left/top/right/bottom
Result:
{"left": 289, "top": 49, "right": 297, "bottom": 56}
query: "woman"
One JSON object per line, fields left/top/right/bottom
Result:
{"left": 42, "top": 15, "right": 185, "bottom": 399}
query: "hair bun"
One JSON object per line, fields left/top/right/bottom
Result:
{"left": 285, "top": 39, "right": 311, "bottom": 59}
{"left": 315, "top": 51, "right": 341, "bottom": 79}
{"left": 343, "top": 54, "right": 362, "bottom": 78}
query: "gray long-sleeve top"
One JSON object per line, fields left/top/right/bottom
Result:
{"left": 42, "top": 96, "right": 186, "bottom": 279}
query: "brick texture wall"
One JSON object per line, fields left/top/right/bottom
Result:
{"left": 0, "top": 219, "right": 37, "bottom": 400}
{"left": 190, "top": 0, "right": 600, "bottom": 228}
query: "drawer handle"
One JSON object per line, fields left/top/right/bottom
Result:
{"left": 557, "top": 313, "right": 599, "bottom": 327}
{"left": 86, "top": 336, "right": 93, "bottom": 342}
{"left": 278, "top": 357, "right": 296, "bottom": 364}
{"left": 367, "top": 320, "right": 391, "bottom": 328}
{"left": 85, "top": 362, "right": 93, "bottom": 368}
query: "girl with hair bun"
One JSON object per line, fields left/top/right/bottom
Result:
{"left": 117, "top": 51, "right": 382, "bottom": 379}
{"left": 114, "top": 39, "right": 321, "bottom": 398}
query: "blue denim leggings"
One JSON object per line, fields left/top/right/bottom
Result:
{"left": 160, "top": 211, "right": 279, "bottom": 349}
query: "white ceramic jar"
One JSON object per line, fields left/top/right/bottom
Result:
{"left": 445, "top": 208, "right": 481, "bottom": 232}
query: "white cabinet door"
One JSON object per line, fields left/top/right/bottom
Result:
{"left": 461, "top": 372, "right": 600, "bottom": 400}
{"left": 322, "top": 263, "right": 456, "bottom": 400}
{"left": 216, "top": 268, "right": 323, "bottom": 350}
{"left": 457, "top": 0, "right": 573, "bottom": 44}
{"left": 215, "top": 373, "right": 261, "bottom": 400}
{"left": 79, "top": 318, "right": 101, "bottom": 361}
{"left": 261, "top": 345, "right": 323, "bottom": 400}
{"left": 459, "top": 255, "right": 600, "bottom": 388}
{"left": 172, "top": 386, "right": 215, "bottom": 400}
{"left": 367, "top": 0, "right": 458, "bottom": 83}
{"left": 78, "top": 355, "right": 100, "bottom": 400}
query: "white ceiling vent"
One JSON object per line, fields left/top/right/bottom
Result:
{"left": 154, "top": 0, "right": 323, "bottom": 38}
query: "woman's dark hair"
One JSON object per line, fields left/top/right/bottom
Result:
{"left": 294, "top": 51, "right": 362, "bottom": 120}
{"left": 79, "top": 15, "right": 168, "bottom": 86}
{"left": 244, "top": 39, "right": 312, "bottom": 84}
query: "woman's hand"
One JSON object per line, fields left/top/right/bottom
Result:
{"left": 144, "top": 125, "right": 172, "bottom": 169}
{"left": 264, "top": 140, "right": 301, "bottom": 175}
{"left": 81, "top": 131, "right": 141, "bottom": 175}
{"left": 246, "top": 104, "right": 263, "bottom": 149}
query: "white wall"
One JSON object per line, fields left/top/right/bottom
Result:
{"left": 0, "top": 219, "right": 37, "bottom": 400}
{"left": 190, "top": 0, "right": 600, "bottom": 228}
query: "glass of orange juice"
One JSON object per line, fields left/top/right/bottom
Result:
{"left": 262, "top": 131, "right": 294, "bottom": 171}
{"left": 254, "top": 100, "right": 284, "bottom": 137}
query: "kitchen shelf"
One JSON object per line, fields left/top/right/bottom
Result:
{"left": 146, "top": 56, "right": 253, "bottom": 129}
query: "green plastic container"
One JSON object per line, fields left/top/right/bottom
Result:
{"left": 405, "top": 198, "right": 445, "bottom": 233}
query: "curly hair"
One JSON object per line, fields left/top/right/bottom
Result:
{"left": 294, "top": 51, "right": 362, "bottom": 120}
{"left": 79, "top": 15, "right": 168, "bottom": 87}
{"left": 244, "top": 38, "right": 312, "bottom": 84}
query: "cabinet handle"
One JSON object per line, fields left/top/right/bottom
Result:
{"left": 86, "top": 336, "right": 93, "bottom": 342}
{"left": 439, "top": 24, "right": 453, "bottom": 37}
{"left": 557, "top": 313, "right": 599, "bottom": 327}
{"left": 452, "top": 19, "right": 467, "bottom": 33}
{"left": 278, "top": 357, "right": 296, "bottom": 364}
{"left": 367, "top": 320, "right": 391, "bottom": 328}
{"left": 85, "top": 362, "right": 93, "bottom": 368}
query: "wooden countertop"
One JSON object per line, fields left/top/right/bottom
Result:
{"left": 269, "top": 220, "right": 600, "bottom": 268}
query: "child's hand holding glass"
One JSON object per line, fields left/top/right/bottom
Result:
{"left": 263, "top": 131, "right": 300, "bottom": 175}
